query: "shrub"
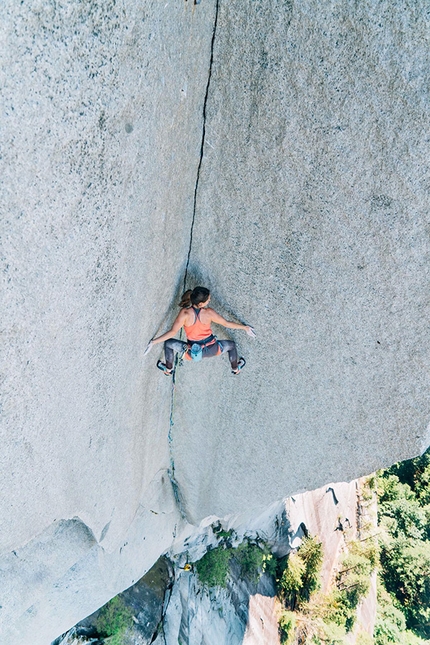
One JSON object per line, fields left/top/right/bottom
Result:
{"left": 277, "top": 536, "right": 323, "bottom": 610}
{"left": 109, "top": 633, "right": 127, "bottom": 645}
{"left": 234, "top": 540, "right": 276, "bottom": 582}
{"left": 94, "top": 596, "right": 133, "bottom": 643}
{"left": 196, "top": 538, "right": 277, "bottom": 589}
{"left": 235, "top": 541, "right": 264, "bottom": 578}
{"left": 278, "top": 551, "right": 306, "bottom": 608}
{"left": 262, "top": 551, "right": 278, "bottom": 577}
{"left": 212, "top": 522, "right": 235, "bottom": 544}
{"left": 195, "top": 546, "right": 232, "bottom": 588}
{"left": 278, "top": 610, "right": 296, "bottom": 645}
{"left": 356, "top": 632, "right": 374, "bottom": 645}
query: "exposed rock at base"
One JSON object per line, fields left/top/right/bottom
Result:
{"left": 160, "top": 563, "right": 278, "bottom": 645}
{"left": 51, "top": 557, "right": 173, "bottom": 645}
{"left": 56, "top": 479, "right": 375, "bottom": 645}
{"left": 54, "top": 500, "right": 288, "bottom": 645}
{"left": 1, "top": 0, "right": 429, "bottom": 642}
{"left": 0, "top": 470, "right": 180, "bottom": 645}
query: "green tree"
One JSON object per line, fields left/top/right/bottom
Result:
{"left": 277, "top": 536, "right": 323, "bottom": 610}
{"left": 374, "top": 581, "right": 429, "bottom": 645}
{"left": 298, "top": 535, "right": 324, "bottom": 601}
{"left": 195, "top": 546, "right": 232, "bottom": 588}
{"left": 234, "top": 540, "right": 276, "bottom": 582}
{"left": 278, "top": 610, "right": 296, "bottom": 645}
{"left": 412, "top": 459, "right": 430, "bottom": 507}
{"left": 378, "top": 454, "right": 430, "bottom": 639}
{"left": 380, "top": 539, "right": 430, "bottom": 637}
{"left": 278, "top": 551, "right": 306, "bottom": 609}
{"left": 378, "top": 475, "right": 427, "bottom": 540}
{"left": 94, "top": 596, "right": 133, "bottom": 644}
{"left": 385, "top": 450, "right": 430, "bottom": 507}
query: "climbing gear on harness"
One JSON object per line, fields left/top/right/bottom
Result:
{"left": 232, "top": 357, "right": 246, "bottom": 375}
{"left": 187, "top": 334, "right": 218, "bottom": 361}
{"left": 157, "top": 360, "right": 173, "bottom": 376}
{"left": 190, "top": 343, "right": 203, "bottom": 361}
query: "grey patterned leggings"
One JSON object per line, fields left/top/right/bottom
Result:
{"left": 164, "top": 338, "right": 238, "bottom": 370}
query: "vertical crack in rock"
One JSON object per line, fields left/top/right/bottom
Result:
{"left": 149, "top": 560, "right": 175, "bottom": 645}
{"left": 183, "top": 0, "right": 220, "bottom": 291}
{"left": 167, "top": 0, "right": 221, "bottom": 519}
{"left": 167, "top": 367, "right": 187, "bottom": 518}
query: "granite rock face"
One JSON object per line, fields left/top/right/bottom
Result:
{"left": 1, "top": 0, "right": 429, "bottom": 643}
{"left": 173, "top": 0, "right": 430, "bottom": 521}
{"left": 1, "top": 1, "right": 217, "bottom": 642}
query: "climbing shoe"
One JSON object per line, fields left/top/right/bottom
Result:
{"left": 232, "top": 357, "right": 246, "bottom": 375}
{"left": 157, "top": 360, "right": 173, "bottom": 376}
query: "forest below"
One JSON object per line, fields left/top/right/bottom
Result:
{"left": 376, "top": 448, "right": 430, "bottom": 644}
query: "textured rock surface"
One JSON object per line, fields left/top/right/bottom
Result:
{"left": 1, "top": 0, "right": 216, "bottom": 642}
{"left": 1, "top": 471, "right": 179, "bottom": 644}
{"left": 51, "top": 501, "right": 289, "bottom": 645}
{"left": 173, "top": 0, "right": 430, "bottom": 521}
{"left": 157, "top": 564, "right": 278, "bottom": 645}
{"left": 1, "top": 0, "right": 429, "bottom": 642}
{"left": 53, "top": 557, "right": 173, "bottom": 645}
{"left": 57, "top": 482, "right": 373, "bottom": 645}
{"left": 1, "top": 0, "right": 215, "bottom": 557}
{"left": 156, "top": 503, "right": 287, "bottom": 645}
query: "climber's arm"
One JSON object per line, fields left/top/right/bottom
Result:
{"left": 151, "top": 310, "right": 188, "bottom": 344}
{"left": 209, "top": 309, "right": 255, "bottom": 336}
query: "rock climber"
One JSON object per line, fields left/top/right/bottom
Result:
{"left": 144, "top": 286, "right": 255, "bottom": 375}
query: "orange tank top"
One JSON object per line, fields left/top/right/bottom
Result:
{"left": 183, "top": 307, "right": 213, "bottom": 341}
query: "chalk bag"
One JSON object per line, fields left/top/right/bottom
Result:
{"left": 190, "top": 343, "right": 203, "bottom": 362}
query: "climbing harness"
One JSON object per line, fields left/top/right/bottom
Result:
{"left": 187, "top": 334, "right": 218, "bottom": 361}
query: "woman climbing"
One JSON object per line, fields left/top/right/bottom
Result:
{"left": 144, "top": 286, "right": 255, "bottom": 375}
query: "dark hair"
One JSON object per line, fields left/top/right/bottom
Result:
{"left": 179, "top": 286, "right": 210, "bottom": 308}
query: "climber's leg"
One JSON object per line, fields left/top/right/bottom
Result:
{"left": 163, "top": 339, "right": 187, "bottom": 370}
{"left": 218, "top": 340, "right": 238, "bottom": 371}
